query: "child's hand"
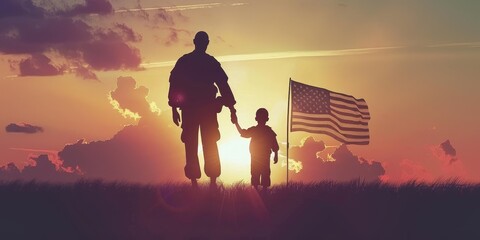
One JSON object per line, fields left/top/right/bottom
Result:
{"left": 273, "top": 154, "right": 278, "bottom": 164}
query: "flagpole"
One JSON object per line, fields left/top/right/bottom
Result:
{"left": 286, "top": 78, "right": 292, "bottom": 187}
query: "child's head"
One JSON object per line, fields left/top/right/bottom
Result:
{"left": 255, "top": 108, "right": 269, "bottom": 125}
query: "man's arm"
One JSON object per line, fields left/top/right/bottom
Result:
{"left": 216, "top": 80, "right": 236, "bottom": 107}
{"left": 230, "top": 106, "right": 238, "bottom": 124}
{"left": 214, "top": 64, "right": 237, "bottom": 123}
{"left": 172, "top": 107, "right": 181, "bottom": 126}
{"left": 212, "top": 60, "right": 236, "bottom": 107}
{"left": 168, "top": 57, "right": 184, "bottom": 126}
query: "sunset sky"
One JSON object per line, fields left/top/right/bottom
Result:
{"left": 1, "top": 0, "right": 479, "bottom": 184}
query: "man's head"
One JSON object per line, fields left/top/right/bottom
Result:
{"left": 255, "top": 108, "right": 269, "bottom": 125}
{"left": 193, "top": 31, "right": 209, "bottom": 52}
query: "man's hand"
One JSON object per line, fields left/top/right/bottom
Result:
{"left": 229, "top": 107, "right": 238, "bottom": 124}
{"left": 172, "top": 107, "right": 181, "bottom": 126}
{"left": 273, "top": 152, "right": 278, "bottom": 164}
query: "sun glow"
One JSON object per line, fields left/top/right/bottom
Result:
{"left": 218, "top": 137, "right": 252, "bottom": 184}
{"left": 198, "top": 137, "right": 252, "bottom": 185}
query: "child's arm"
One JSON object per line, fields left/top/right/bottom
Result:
{"left": 271, "top": 130, "right": 280, "bottom": 164}
{"left": 234, "top": 120, "right": 253, "bottom": 138}
{"left": 235, "top": 122, "right": 246, "bottom": 136}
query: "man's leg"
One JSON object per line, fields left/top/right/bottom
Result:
{"left": 200, "top": 110, "right": 221, "bottom": 183}
{"left": 181, "top": 109, "right": 201, "bottom": 181}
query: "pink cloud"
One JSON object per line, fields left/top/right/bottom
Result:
{"left": 5, "top": 123, "right": 43, "bottom": 134}
{"left": 289, "top": 137, "right": 384, "bottom": 182}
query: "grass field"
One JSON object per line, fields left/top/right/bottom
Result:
{"left": 0, "top": 180, "right": 479, "bottom": 240}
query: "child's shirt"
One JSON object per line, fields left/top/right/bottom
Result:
{"left": 240, "top": 125, "right": 279, "bottom": 158}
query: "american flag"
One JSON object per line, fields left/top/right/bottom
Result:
{"left": 290, "top": 80, "right": 370, "bottom": 145}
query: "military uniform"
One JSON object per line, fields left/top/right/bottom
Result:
{"left": 168, "top": 51, "right": 236, "bottom": 180}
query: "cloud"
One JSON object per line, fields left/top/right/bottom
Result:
{"left": 5, "top": 123, "right": 43, "bottom": 134}
{"left": 380, "top": 159, "right": 434, "bottom": 182}
{"left": 163, "top": 28, "right": 192, "bottom": 46}
{"left": 0, "top": 154, "right": 79, "bottom": 182}
{"left": 432, "top": 139, "right": 458, "bottom": 165}
{"left": 19, "top": 54, "right": 64, "bottom": 76}
{"left": 0, "top": 0, "right": 143, "bottom": 79}
{"left": 439, "top": 140, "right": 457, "bottom": 163}
{"left": 155, "top": 10, "right": 176, "bottom": 25}
{"left": 114, "top": 1, "right": 190, "bottom": 46}
{"left": 290, "top": 137, "right": 326, "bottom": 161}
{"left": 73, "top": 64, "right": 98, "bottom": 80}
{"left": 81, "top": 40, "right": 141, "bottom": 71}
{"left": 0, "top": 0, "right": 112, "bottom": 18}
{"left": 289, "top": 137, "right": 385, "bottom": 182}
{"left": 112, "top": 23, "right": 142, "bottom": 42}
{"left": 0, "top": 163, "right": 21, "bottom": 180}
{"left": 3, "top": 76, "right": 182, "bottom": 183}
{"left": 58, "top": 0, "right": 113, "bottom": 17}
{"left": 430, "top": 140, "right": 468, "bottom": 179}
{"left": 58, "top": 121, "right": 184, "bottom": 183}
{"left": 383, "top": 140, "right": 468, "bottom": 183}
{"left": 109, "top": 76, "right": 160, "bottom": 120}
{"left": 114, "top": 2, "right": 248, "bottom": 13}
{"left": 0, "top": 0, "right": 43, "bottom": 18}
{"left": 281, "top": 159, "right": 303, "bottom": 173}
{"left": 116, "top": 4, "right": 179, "bottom": 25}
{"left": 55, "top": 76, "right": 182, "bottom": 183}
{"left": 428, "top": 41, "right": 480, "bottom": 48}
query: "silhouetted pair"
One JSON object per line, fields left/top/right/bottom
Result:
{"left": 168, "top": 31, "right": 278, "bottom": 189}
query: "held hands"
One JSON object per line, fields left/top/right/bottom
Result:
{"left": 229, "top": 107, "right": 238, "bottom": 124}
{"left": 172, "top": 107, "right": 181, "bottom": 126}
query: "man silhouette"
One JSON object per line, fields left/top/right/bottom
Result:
{"left": 168, "top": 31, "right": 237, "bottom": 187}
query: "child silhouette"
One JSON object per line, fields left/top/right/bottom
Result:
{"left": 234, "top": 108, "right": 279, "bottom": 189}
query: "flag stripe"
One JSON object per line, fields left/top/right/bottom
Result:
{"left": 291, "top": 119, "right": 369, "bottom": 133}
{"left": 291, "top": 121, "right": 369, "bottom": 137}
{"left": 291, "top": 127, "right": 369, "bottom": 140}
{"left": 292, "top": 105, "right": 370, "bottom": 124}
{"left": 329, "top": 111, "right": 369, "bottom": 124}
{"left": 330, "top": 102, "right": 370, "bottom": 117}
{"left": 330, "top": 94, "right": 369, "bottom": 109}
{"left": 292, "top": 112, "right": 369, "bottom": 128}
{"left": 329, "top": 90, "right": 367, "bottom": 105}
{"left": 330, "top": 99, "right": 369, "bottom": 114}
{"left": 330, "top": 107, "right": 371, "bottom": 120}
{"left": 290, "top": 80, "right": 370, "bottom": 145}
{"left": 291, "top": 120, "right": 369, "bottom": 137}
{"left": 290, "top": 127, "right": 370, "bottom": 145}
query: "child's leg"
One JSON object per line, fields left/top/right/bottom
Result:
{"left": 260, "top": 167, "right": 271, "bottom": 188}
{"left": 251, "top": 168, "right": 260, "bottom": 187}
